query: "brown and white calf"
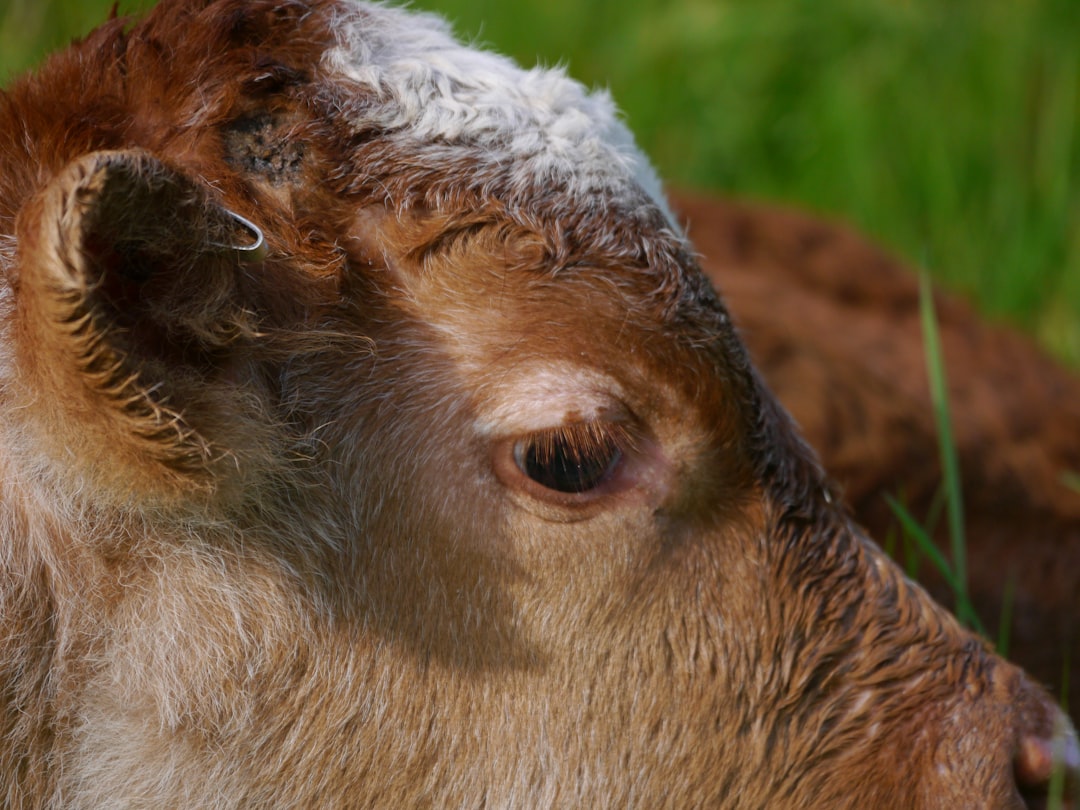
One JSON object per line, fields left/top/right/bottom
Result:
{"left": 0, "top": 1, "right": 1076, "bottom": 807}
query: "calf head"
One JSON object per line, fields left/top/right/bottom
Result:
{"left": 0, "top": 1, "right": 1076, "bottom": 807}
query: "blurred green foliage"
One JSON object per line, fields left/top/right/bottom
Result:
{"left": 0, "top": 0, "right": 155, "bottom": 78}
{"left": 4, "top": 0, "right": 1078, "bottom": 364}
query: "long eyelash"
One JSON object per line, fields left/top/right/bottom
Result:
{"left": 526, "top": 422, "right": 635, "bottom": 466}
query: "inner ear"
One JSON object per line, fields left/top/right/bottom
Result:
{"left": 55, "top": 150, "right": 261, "bottom": 361}
{"left": 12, "top": 149, "right": 267, "bottom": 493}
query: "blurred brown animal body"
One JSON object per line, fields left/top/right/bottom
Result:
{"left": 0, "top": 1, "right": 1076, "bottom": 807}
{"left": 671, "top": 191, "right": 1080, "bottom": 715}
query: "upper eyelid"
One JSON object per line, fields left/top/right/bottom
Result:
{"left": 515, "top": 420, "right": 639, "bottom": 454}
{"left": 471, "top": 368, "right": 629, "bottom": 438}
{"left": 521, "top": 422, "right": 621, "bottom": 450}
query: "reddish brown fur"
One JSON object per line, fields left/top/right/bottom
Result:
{"left": 0, "top": 2, "right": 1077, "bottom": 808}
{"left": 672, "top": 191, "right": 1080, "bottom": 718}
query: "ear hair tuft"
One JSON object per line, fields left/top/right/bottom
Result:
{"left": 12, "top": 149, "right": 267, "bottom": 498}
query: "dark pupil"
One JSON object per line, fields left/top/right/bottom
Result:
{"left": 522, "top": 435, "right": 620, "bottom": 494}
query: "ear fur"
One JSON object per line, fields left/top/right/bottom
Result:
{"left": 12, "top": 149, "right": 267, "bottom": 502}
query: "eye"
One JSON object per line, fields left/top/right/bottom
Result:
{"left": 512, "top": 423, "right": 628, "bottom": 494}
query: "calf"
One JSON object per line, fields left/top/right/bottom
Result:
{"left": 0, "top": 1, "right": 1076, "bottom": 807}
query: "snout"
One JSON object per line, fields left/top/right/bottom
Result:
{"left": 1009, "top": 673, "right": 1078, "bottom": 809}
{"left": 905, "top": 650, "right": 1078, "bottom": 809}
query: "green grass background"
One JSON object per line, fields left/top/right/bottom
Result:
{"left": 4, "top": 0, "right": 1079, "bottom": 365}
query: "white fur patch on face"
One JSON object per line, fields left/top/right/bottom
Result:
{"left": 473, "top": 364, "right": 627, "bottom": 438}
{"left": 322, "top": 1, "right": 679, "bottom": 227}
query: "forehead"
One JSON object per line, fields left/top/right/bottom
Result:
{"left": 320, "top": 2, "right": 677, "bottom": 224}
{"left": 309, "top": 2, "right": 729, "bottom": 389}
{"left": 226, "top": 1, "right": 707, "bottom": 324}
{"left": 348, "top": 200, "right": 730, "bottom": 435}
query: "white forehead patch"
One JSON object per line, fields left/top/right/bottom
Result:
{"left": 322, "top": 1, "right": 678, "bottom": 227}
{"left": 473, "top": 365, "right": 627, "bottom": 438}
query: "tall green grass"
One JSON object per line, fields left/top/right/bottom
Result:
{"left": 414, "top": 0, "right": 1080, "bottom": 366}
{"left": 884, "top": 277, "right": 987, "bottom": 640}
{"left": 0, "top": 0, "right": 155, "bottom": 77}
{"left": 3, "top": 0, "right": 1077, "bottom": 365}
{"left": 8, "top": 0, "right": 1075, "bottom": 365}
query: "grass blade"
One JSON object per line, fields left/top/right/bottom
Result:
{"left": 918, "top": 273, "right": 976, "bottom": 629}
{"left": 1062, "top": 470, "right": 1080, "bottom": 493}
{"left": 884, "top": 494, "right": 987, "bottom": 639}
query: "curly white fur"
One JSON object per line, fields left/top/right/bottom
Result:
{"left": 322, "top": 1, "right": 678, "bottom": 225}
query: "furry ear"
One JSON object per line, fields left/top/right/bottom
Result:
{"left": 12, "top": 149, "right": 268, "bottom": 501}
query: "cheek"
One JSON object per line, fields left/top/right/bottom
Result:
{"left": 500, "top": 504, "right": 668, "bottom": 613}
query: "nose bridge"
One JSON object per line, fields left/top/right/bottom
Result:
{"left": 794, "top": 527, "right": 1080, "bottom": 805}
